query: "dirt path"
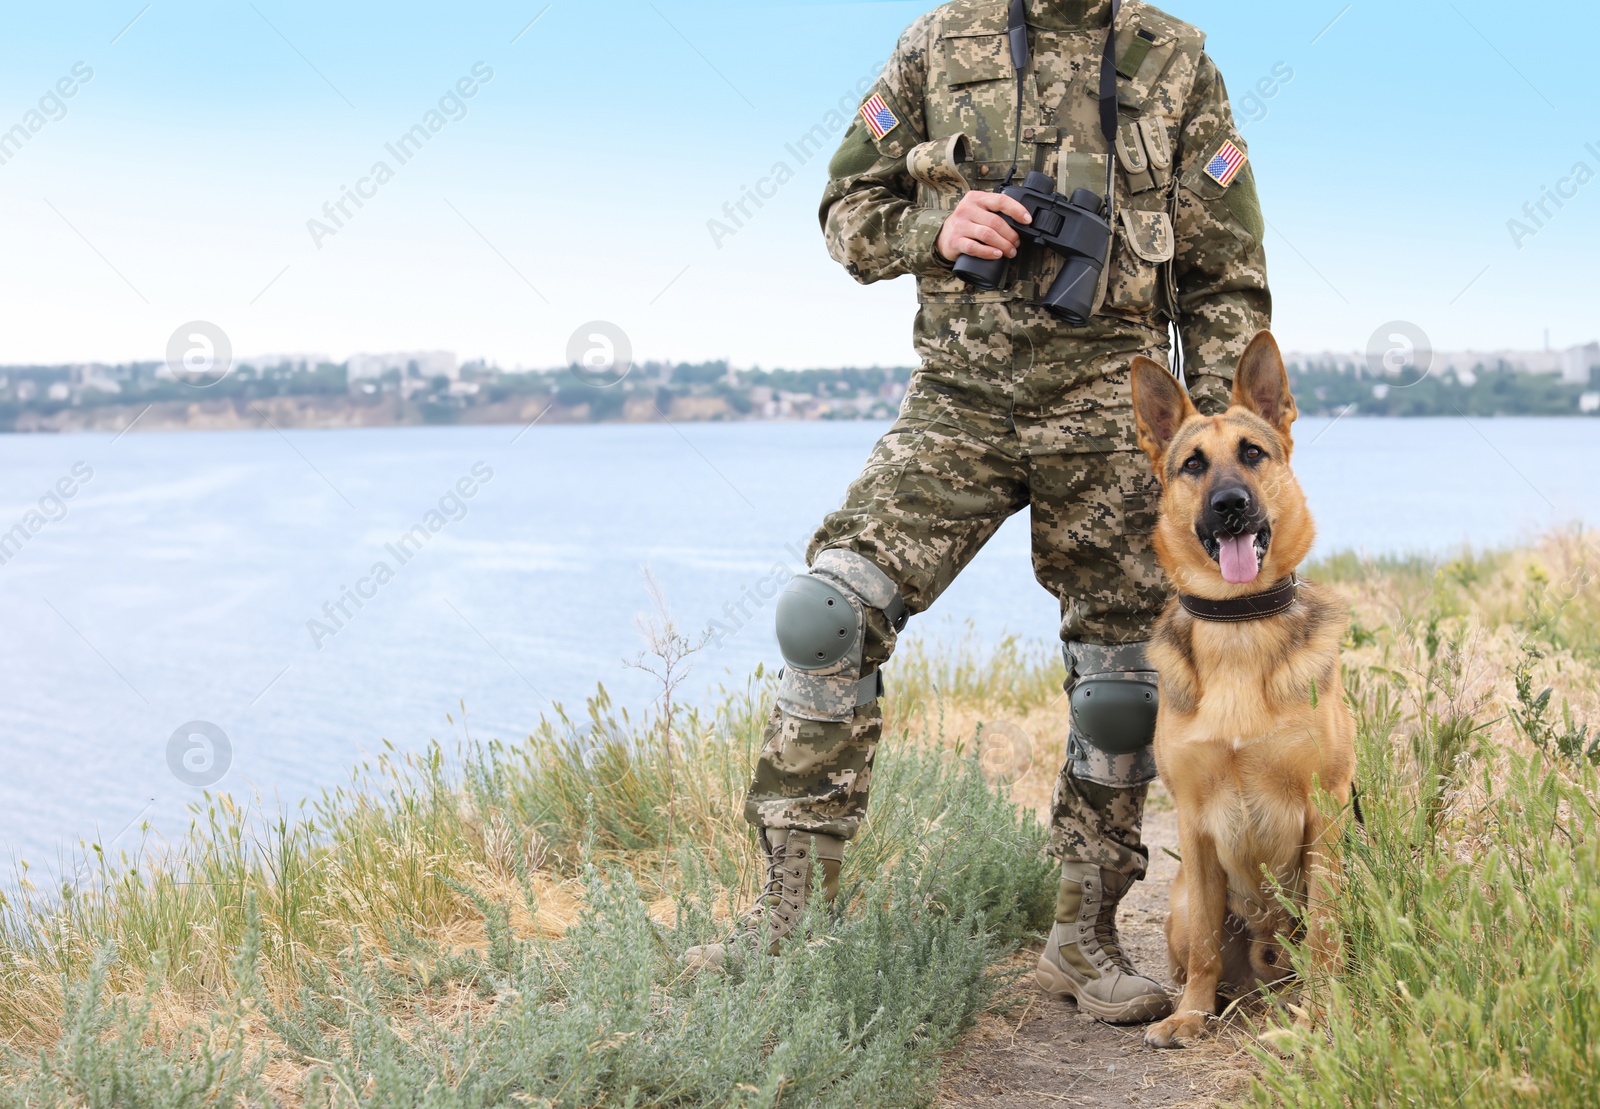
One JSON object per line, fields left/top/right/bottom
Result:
{"left": 936, "top": 808, "right": 1263, "bottom": 1108}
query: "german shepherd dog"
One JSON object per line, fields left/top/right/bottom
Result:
{"left": 1129, "top": 331, "right": 1356, "bottom": 1048}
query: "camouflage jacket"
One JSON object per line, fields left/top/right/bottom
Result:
{"left": 820, "top": 0, "right": 1269, "bottom": 413}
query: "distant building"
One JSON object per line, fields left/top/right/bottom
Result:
{"left": 1288, "top": 342, "right": 1599, "bottom": 386}
{"left": 347, "top": 351, "right": 458, "bottom": 381}
{"left": 1285, "top": 351, "right": 1363, "bottom": 374}
{"left": 241, "top": 352, "right": 332, "bottom": 373}
{"left": 1431, "top": 349, "right": 1563, "bottom": 383}
{"left": 1562, "top": 342, "right": 1600, "bottom": 385}
{"left": 71, "top": 364, "right": 122, "bottom": 396}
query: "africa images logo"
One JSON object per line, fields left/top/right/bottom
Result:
{"left": 166, "top": 721, "right": 231, "bottom": 788}
{"left": 0, "top": 462, "right": 94, "bottom": 567}
{"left": 165, "top": 321, "right": 233, "bottom": 386}
{"left": 305, "top": 62, "right": 494, "bottom": 249}
{"left": 305, "top": 462, "right": 495, "bottom": 649}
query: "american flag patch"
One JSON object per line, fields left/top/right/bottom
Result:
{"left": 1203, "top": 139, "right": 1247, "bottom": 187}
{"left": 860, "top": 94, "right": 899, "bottom": 140}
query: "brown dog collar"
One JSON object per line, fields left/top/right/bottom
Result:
{"left": 1178, "top": 575, "right": 1299, "bottom": 622}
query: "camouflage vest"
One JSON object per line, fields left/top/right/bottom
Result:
{"left": 881, "top": 0, "right": 1206, "bottom": 319}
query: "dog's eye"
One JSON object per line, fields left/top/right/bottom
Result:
{"left": 1242, "top": 444, "right": 1264, "bottom": 463}
{"left": 1182, "top": 453, "right": 1205, "bottom": 474}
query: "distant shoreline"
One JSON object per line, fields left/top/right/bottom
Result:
{"left": 5, "top": 356, "right": 1596, "bottom": 431}
{"left": 0, "top": 393, "right": 887, "bottom": 435}
{"left": 4, "top": 396, "right": 1598, "bottom": 435}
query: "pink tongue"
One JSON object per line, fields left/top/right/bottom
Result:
{"left": 1218, "top": 533, "right": 1260, "bottom": 584}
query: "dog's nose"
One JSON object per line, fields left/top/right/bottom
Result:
{"left": 1210, "top": 486, "right": 1251, "bottom": 515}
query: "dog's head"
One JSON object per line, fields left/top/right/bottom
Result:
{"left": 1131, "top": 331, "right": 1314, "bottom": 594}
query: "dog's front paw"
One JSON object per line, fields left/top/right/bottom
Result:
{"left": 1144, "top": 1009, "right": 1210, "bottom": 1048}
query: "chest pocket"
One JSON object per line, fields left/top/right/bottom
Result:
{"left": 1092, "top": 23, "right": 1179, "bottom": 112}
{"left": 942, "top": 32, "right": 1010, "bottom": 86}
{"left": 933, "top": 32, "right": 1016, "bottom": 163}
{"left": 1102, "top": 206, "right": 1174, "bottom": 317}
{"left": 1116, "top": 117, "right": 1175, "bottom": 195}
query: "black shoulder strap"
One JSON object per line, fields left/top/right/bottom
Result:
{"left": 1005, "top": 0, "right": 1121, "bottom": 186}
{"left": 1007, "top": 0, "right": 1029, "bottom": 69}
{"left": 1003, "top": 0, "right": 1028, "bottom": 184}
{"left": 1099, "top": 0, "right": 1121, "bottom": 146}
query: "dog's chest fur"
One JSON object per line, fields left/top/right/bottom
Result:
{"left": 1147, "top": 583, "right": 1354, "bottom": 879}
{"left": 1149, "top": 584, "right": 1343, "bottom": 730}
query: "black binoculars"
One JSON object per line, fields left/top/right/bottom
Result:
{"left": 952, "top": 170, "right": 1113, "bottom": 325}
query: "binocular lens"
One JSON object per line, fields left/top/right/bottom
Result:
{"left": 1039, "top": 256, "right": 1103, "bottom": 325}
{"left": 952, "top": 252, "right": 1006, "bottom": 290}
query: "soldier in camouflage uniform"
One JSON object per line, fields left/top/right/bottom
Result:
{"left": 686, "top": 0, "right": 1268, "bottom": 1023}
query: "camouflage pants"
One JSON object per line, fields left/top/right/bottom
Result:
{"left": 743, "top": 312, "right": 1171, "bottom": 881}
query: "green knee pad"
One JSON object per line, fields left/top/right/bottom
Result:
{"left": 1063, "top": 640, "right": 1159, "bottom": 787}
{"left": 775, "top": 549, "right": 907, "bottom": 723}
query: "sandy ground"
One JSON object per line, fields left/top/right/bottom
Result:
{"left": 935, "top": 807, "right": 1266, "bottom": 1108}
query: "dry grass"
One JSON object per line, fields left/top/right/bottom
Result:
{"left": 0, "top": 625, "right": 1063, "bottom": 1106}
{"left": 3, "top": 529, "right": 1599, "bottom": 1106}
{"left": 1244, "top": 528, "right": 1600, "bottom": 1108}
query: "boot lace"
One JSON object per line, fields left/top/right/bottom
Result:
{"left": 1093, "top": 909, "right": 1133, "bottom": 970}
{"left": 734, "top": 843, "right": 804, "bottom": 936}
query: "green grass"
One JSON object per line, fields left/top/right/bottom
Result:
{"left": 7, "top": 533, "right": 1600, "bottom": 1107}
{"left": 0, "top": 639, "right": 1055, "bottom": 1107}
{"left": 1246, "top": 677, "right": 1600, "bottom": 1106}
{"left": 1244, "top": 531, "right": 1600, "bottom": 1107}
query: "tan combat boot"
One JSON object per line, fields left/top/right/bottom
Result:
{"left": 1036, "top": 860, "right": 1172, "bottom": 1023}
{"left": 684, "top": 828, "right": 844, "bottom": 970}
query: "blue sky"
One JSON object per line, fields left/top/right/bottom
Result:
{"left": 1, "top": 0, "right": 1596, "bottom": 369}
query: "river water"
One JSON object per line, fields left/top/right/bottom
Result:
{"left": 2, "top": 415, "right": 1596, "bottom": 868}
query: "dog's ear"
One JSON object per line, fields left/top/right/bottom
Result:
{"left": 1230, "top": 331, "right": 1298, "bottom": 442}
{"left": 1131, "top": 356, "right": 1197, "bottom": 470}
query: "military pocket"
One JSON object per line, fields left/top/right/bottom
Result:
{"left": 929, "top": 28, "right": 1016, "bottom": 177}
{"left": 1116, "top": 119, "right": 1174, "bottom": 195}
{"left": 1120, "top": 462, "right": 1163, "bottom": 563}
{"left": 917, "top": 270, "right": 970, "bottom": 299}
{"left": 859, "top": 81, "right": 920, "bottom": 161}
{"left": 917, "top": 272, "right": 1012, "bottom": 303}
{"left": 939, "top": 33, "right": 1011, "bottom": 87}
{"left": 1103, "top": 208, "right": 1173, "bottom": 316}
{"left": 854, "top": 420, "right": 929, "bottom": 503}
{"left": 1116, "top": 122, "right": 1153, "bottom": 193}
{"left": 1139, "top": 119, "right": 1172, "bottom": 176}
{"left": 1179, "top": 131, "right": 1247, "bottom": 202}
{"left": 1082, "top": 27, "right": 1177, "bottom": 112}
{"left": 1179, "top": 131, "right": 1260, "bottom": 246}
{"left": 1118, "top": 208, "right": 1174, "bottom": 264}
{"left": 1181, "top": 160, "right": 1226, "bottom": 202}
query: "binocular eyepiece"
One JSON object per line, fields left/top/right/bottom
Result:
{"left": 952, "top": 170, "right": 1113, "bottom": 326}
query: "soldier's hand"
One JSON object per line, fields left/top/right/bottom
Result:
{"left": 935, "top": 190, "right": 1031, "bottom": 263}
